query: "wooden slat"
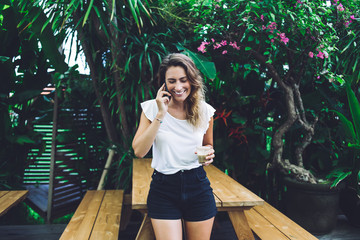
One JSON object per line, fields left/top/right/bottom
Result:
{"left": 0, "top": 190, "right": 29, "bottom": 217}
{"left": 204, "top": 165, "right": 263, "bottom": 207}
{"left": 132, "top": 158, "right": 153, "bottom": 210}
{"left": 135, "top": 213, "right": 155, "bottom": 240}
{"left": 90, "top": 190, "right": 124, "bottom": 240}
{"left": 0, "top": 191, "right": 8, "bottom": 198}
{"left": 244, "top": 208, "right": 290, "bottom": 240}
{"left": 252, "top": 202, "right": 318, "bottom": 240}
{"left": 60, "top": 190, "right": 105, "bottom": 240}
{"left": 228, "top": 210, "right": 255, "bottom": 240}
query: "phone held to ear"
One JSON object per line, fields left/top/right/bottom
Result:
{"left": 164, "top": 82, "right": 171, "bottom": 100}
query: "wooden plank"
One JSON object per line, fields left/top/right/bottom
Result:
{"left": 0, "top": 190, "right": 29, "bottom": 217}
{"left": 60, "top": 190, "right": 105, "bottom": 240}
{"left": 135, "top": 213, "right": 155, "bottom": 240}
{"left": 253, "top": 202, "right": 318, "bottom": 240}
{"left": 244, "top": 208, "right": 290, "bottom": 240}
{"left": 204, "top": 165, "right": 264, "bottom": 207}
{"left": 228, "top": 210, "right": 255, "bottom": 240}
{"left": 90, "top": 190, "right": 124, "bottom": 240}
{"left": 132, "top": 158, "right": 153, "bottom": 210}
{"left": 0, "top": 191, "right": 8, "bottom": 198}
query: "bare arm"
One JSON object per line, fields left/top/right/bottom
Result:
{"left": 132, "top": 84, "right": 171, "bottom": 158}
{"left": 132, "top": 112, "right": 161, "bottom": 158}
{"left": 202, "top": 117, "right": 215, "bottom": 165}
{"left": 202, "top": 117, "right": 214, "bottom": 147}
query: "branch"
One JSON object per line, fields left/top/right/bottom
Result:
{"left": 293, "top": 82, "right": 318, "bottom": 167}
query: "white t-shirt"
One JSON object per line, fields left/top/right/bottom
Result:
{"left": 141, "top": 99, "right": 215, "bottom": 174}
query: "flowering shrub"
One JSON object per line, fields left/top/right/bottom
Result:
{"left": 194, "top": 0, "right": 359, "bottom": 183}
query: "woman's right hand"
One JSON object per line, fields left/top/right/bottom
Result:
{"left": 156, "top": 83, "right": 171, "bottom": 116}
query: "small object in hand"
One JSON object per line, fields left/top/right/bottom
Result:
{"left": 196, "top": 146, "right": 212, "bottom": 164}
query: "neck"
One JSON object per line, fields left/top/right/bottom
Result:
{"left": 169, "top": 99, "right": 186, "bottom": 110}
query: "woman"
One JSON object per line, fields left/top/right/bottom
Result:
{"left": 132, "top": 53, "right": 217, "bottom": 240}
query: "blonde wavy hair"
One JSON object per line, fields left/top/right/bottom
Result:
{"left": 157, "top": 53, "right": 206, "bottom": 128}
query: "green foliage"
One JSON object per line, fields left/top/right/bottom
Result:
{"left": 0, "top": 3, "right": 54, "bottom": 189}
{"left": 329, "top": 74, "right": 360, "bottom": 191}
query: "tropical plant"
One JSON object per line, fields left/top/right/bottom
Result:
{"left": 328, "top": 74, "right": 360, "bottom": 193}
{"left": 13, "top": 0, "right": 210, "bottom": 189}
{"left": 0, "top": 2, "right": 56, "bottom": 189}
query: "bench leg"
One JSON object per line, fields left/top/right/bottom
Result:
{"left": 135, "top": 213, "right": 155, "bottom": 240}
{"left": 228, "top": 210, "right": 255, "bottom": 240}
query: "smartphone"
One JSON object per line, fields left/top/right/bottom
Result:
{"left": 164, "top": 82, "right": 171, "bottom": 100}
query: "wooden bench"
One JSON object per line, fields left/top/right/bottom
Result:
{"left": 244, "top": 201, "right": 318, "bottom": 240}
{"left": 60, "top": 190, "right": 124, "bottom": 240}
{"left": 0, "top": 190, "right": 28, "bottom": 217}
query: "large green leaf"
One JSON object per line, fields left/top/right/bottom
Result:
{"left": 22, "top": 6, "right": 68, "bottom": 73}
{"left": 330, "top": 110, "right": 356, "bottom": 143}
{"left": 177, "top": 46, "right": 217, "bottom": 80}
{"left": 345, "top": 76, "right": 360, "bottom": 144}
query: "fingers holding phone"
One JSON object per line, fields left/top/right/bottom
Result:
{"left": 164, "top": 82, "right": 171, "bottom": 101}
{"left": 156, "top": 83, "right": 171, "bottom": 113}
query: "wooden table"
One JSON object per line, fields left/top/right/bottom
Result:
{"left": 132, "top": 158, "right": 264, "bottom": 240}
{"left": 60, "top": 190, "right": 124, "bottom": 240}
{"left": 0, "top": 190, "right": 29, "bottom": 217}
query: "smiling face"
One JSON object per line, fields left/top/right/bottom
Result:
{"left": 165, "top": 66, "right": 191, "bottom": 103}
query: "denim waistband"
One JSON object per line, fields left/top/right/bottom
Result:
{"left": 154, "top": 166, "right": 203, "bottom": 176}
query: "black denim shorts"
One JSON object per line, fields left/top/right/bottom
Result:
{"left": 147, "top": 166, "right": 217, "bottom": 221}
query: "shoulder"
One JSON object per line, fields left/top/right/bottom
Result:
{"left": 141, "top": 99, "right": 158, "bottom": 121}
{"left": 201, "top": 101, "right": 215, "bottom": 116}
{"left": 141, "top": 99, "right": 157, "bottom": 108}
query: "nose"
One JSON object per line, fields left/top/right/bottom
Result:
{"left": 175, "top": 82, "right": 183, "bottom": 91}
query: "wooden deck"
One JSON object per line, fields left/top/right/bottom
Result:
{"left": 0, "top": 214, "right": 359, "bottom": 240}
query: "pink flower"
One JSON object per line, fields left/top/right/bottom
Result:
{"left": 262, "top": 25, "right": 267, "bottom": 30}
{"left": 281, "top": 37, "right": 289, "bottom": 45}
{"left": 229, "top": 41, "right": 240, "bottom": 50}
{"left": 277, "top": 32, "right": 289, "bottom": 45}
{"left": 333, "top": 0, "right": 338, "bottom": 3}
{"left": 260, "top": 15, "right": 264, "bottom": 21}
{"left": 268, "top": 22, "right": 277, "bottom": 29}
{"left": 344, "top": 21, "right": 351, "bottom": 28}
{"left": 197, "top": 41, "right": 209, "bottom": 53}
{"left": 317, "top": 51, "right": 325, "bottom": 59}
{"left": 220, "top": 40, "right": 227, "bottom": 46}
{"left": 278, "top": 33, "right": 286, "bottom": 38}
{"left": 213, "top": 43, "right": 222, "bottom": 49}
{"left": 211, "top": 38, "right": 215, "bottom": 42}
{"left": 308, "top": 52, "right": 314, "bottom": 58}
{"left": 317, "top": 76, "right": 321, "bottom": 79}
{"left": 222, "top": 50, "right": 227, "bottom": 55}
{"left": 350, "top": 15, "right": 355, "bottom": 20}
{"left": 337, "top": 3, "right": 344, "bottom": 11}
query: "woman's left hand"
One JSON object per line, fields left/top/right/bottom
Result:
{"left": 202, "top": 146, "right": 215, "bottom": 166}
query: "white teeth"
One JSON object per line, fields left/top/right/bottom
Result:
{"left": 174, "top": 90, "right": 185, "bottom": 95}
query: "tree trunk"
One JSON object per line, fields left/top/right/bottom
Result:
{"left": 107, "top": 0, "right": 130, "bottom": 146}
{"left": 74, "top": 10, "right": 118, "bottom": 144}
{"left": 250, "top": 50, "right": 318, "bottom": 183}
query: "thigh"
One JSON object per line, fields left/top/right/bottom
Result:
{"left": 185, "top": 217, "right": 215, "bottom": 240}
{"left": 151, "top": 218, "right": 183, "bottom": 240}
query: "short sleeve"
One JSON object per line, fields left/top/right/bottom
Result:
{"left": 140, "top": 99, "right": 158, "bottom": 122}
{"left": 202, "top": 101, "right": 216, "bottom": 133}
